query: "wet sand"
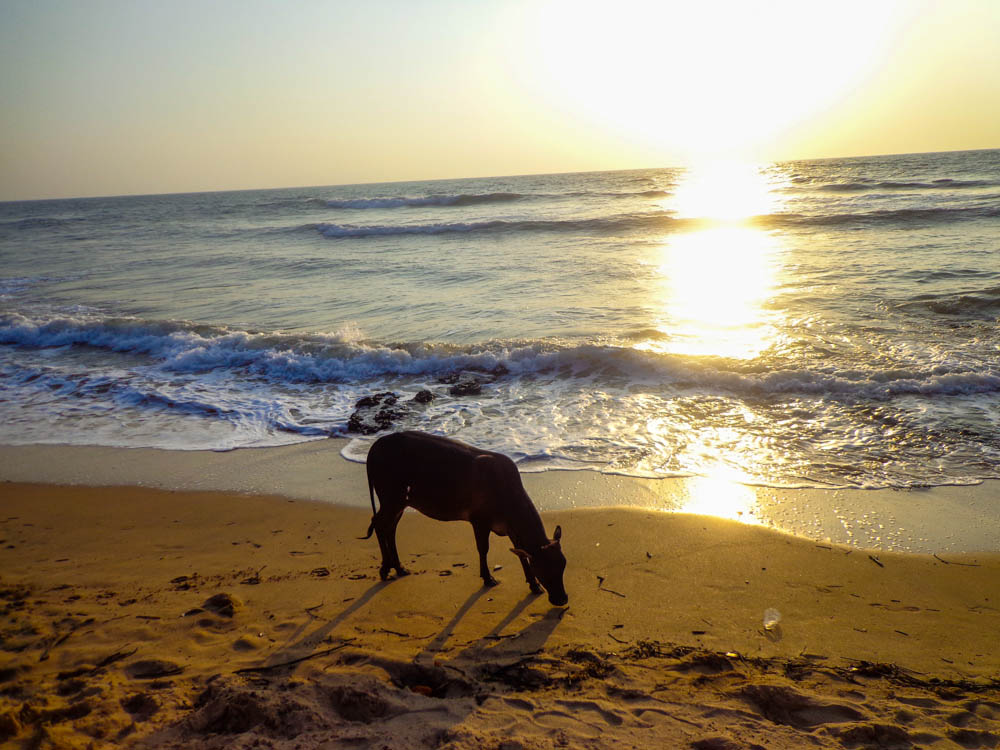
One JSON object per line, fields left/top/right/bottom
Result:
{"left": 1, "top": 471, "right": 999, "bottom": 749}
{"left": 2, "top": 441, "right": 1000, "bottom": 554}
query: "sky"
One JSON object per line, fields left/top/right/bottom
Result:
{"left": 1, "top": 0, "right": 998, "bottom": 200}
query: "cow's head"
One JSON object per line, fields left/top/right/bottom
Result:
{"left": 512, "top": 525, "right": 568, "bottom": 606}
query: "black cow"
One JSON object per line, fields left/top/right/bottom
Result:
{"left": 362, "top": 431, "right": 568, "bottom": 606}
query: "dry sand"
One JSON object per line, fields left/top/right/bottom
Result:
{"left": 2, "top": 475, "right": 999, "bottom": 749}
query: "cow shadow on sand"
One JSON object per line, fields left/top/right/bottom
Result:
{"left": 359, "top": 584, "right": 568, "bottom": 700}
{"left": 418, "top": 588, "right": 565, "bottom": 664}
{"left": 257, "top": 573, "right": 564, "bottom": 686}
{"left": 254, "top": 579, "right": 394, "bottom": 671}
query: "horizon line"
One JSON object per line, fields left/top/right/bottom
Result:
{"left": 3, "top": 146, "right": 997, "bottom": 205}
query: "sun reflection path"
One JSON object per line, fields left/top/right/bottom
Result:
{"left": 635, "top": 163, "right": 793, "bottom": 515}
{"left": 639, "top": 161, "right": 786, "bottom": 360}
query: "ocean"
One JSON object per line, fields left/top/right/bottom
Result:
{"left": 2, "top": 149, "right": 999, "bottom": 491}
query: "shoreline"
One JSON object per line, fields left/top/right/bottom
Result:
{"left": 2, "top": 441, "right": 999, "bottom": 554}
{"left": 1, "top": 481, "right": 998, "bottom": 748}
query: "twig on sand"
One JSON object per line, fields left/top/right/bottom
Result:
{"left": 95, "top": 646, "right": 138, "bottom": 670}
{"left": 39, "top": 617, "right": 96, "bottom": 662}
{"left": 234, "top": 638, "right": 356, "bottom": 675}
{"left": 241, "top": 565, "right": 267, "bottom": 585}
{"left": 379, "top": 628, "right": 412, "bottom": 637}
{"left": 39, "top": 632, "right": 72, "bottom": 662}
{"left": 377, "top": 627, "right": 436, "bottom": 640}
{"left": 868, "top": 555, "right": 884, "bottom": 568}
{"left": 596, "top": 575, "right": 626, "bottom": 598}
{"left": 933, "top": 554, "right": 980, "bottom": 567}
{"left": 608, "top": 633, "right": 629, "bottom": 644}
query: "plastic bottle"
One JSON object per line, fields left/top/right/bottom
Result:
{"left": 763, "top": 608, "right": 782, "bottom": 631}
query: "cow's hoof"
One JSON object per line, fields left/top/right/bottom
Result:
{"left": 529, "top": 584, "right": 543, "bottom": 596}
{"left": 379, "top": 570, "right": 391, "bottom": 581}
{"left": 395, "top": 567, "right": 410, "bottom": 578}
{"left": 483, "top": 576, "right": 499, "bottom": 588}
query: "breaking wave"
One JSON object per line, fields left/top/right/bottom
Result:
{"left": 3, "top": 312, "right": 998, "bottom": 400}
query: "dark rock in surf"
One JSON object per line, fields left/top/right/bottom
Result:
{"left": 347, "top": 392, "right": 404, "bottom": 435}
{"left": 449, "top": 376, "right": 482, "bottom": 397}
{"left": 355, "top": 392, "right": 398, "bottom": 409}
{"left": 438, "top": 365, "right": 507, "bottom": 397}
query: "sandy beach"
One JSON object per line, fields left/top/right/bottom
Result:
{"left": 5, "top": 1, "right": 999, "bottom": 747}
{"left": 2, "top": 448, "right": 999, "bottom": 749}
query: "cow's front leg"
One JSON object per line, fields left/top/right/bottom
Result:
{"left": 517, "top": 554, "right": 544, "bottom": 596}
{"left": 472, "top": 520, "right": 498, "bottom": 587}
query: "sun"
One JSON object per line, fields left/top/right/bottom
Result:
{"left": 669, "top": 160, "right": 779, "bottom": 221}
{"left": 520, "top": 0, "right": 915, "bottom": 162}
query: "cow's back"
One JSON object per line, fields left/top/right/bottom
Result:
{"left": 366, "top": 431, "right": 518, "bottom": 522}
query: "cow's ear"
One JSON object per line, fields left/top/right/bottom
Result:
{"left": 510, "top": 548, "right": 531, "bottom": 562}
{"left": 553, "top": 525, "right": 562, "bottom": 542}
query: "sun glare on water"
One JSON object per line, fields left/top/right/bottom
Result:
{"left": 637, "top": 161, "right": 785, "bottom": 360}
{"left": 637, "top": 163, "right": 789, "bottom": 500}
{"left": 669, "top": 161, "right": 779, "bottom": 222}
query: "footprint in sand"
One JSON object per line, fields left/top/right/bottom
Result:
{"left": 737, "top": 684, "right": 865, "bottom": 729}
{"left": 555, "top": 699, "right": 626, "bottom": 727}
{"left": 533, "top": 710, "right": 602, "bottom": 739}
{"left": 948, "top": 728, "right": 1000, "bottom": 748}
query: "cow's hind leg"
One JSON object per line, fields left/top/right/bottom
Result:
{"left": 370, "top": 509, "right": 395, "bottom": 581}
{"left": 472, "top": 520, "right": 498, "bottom": 587}
{"left": 371, "top": 485, "right": 409, "bottom": 580}
{"left": 382, "top": 508, "right": 409, "bottom": 579}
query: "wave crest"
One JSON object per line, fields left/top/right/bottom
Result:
{"left": 309, "top": 202, "right": 999, "bottom": 239}
{"left": 900, "top": 286, "right": 1000, "bottom": 317}
{"left": 815, "top": 179, "right": 1000, "bottom": 192}
{"left": 312, "top": 214, "right": 680, "bottom": 238}
{"left": 325, "top": 192, "right": 525, "bottom": 209}
{"left": 3, "top": 312, "right": 998, "bottom": 399}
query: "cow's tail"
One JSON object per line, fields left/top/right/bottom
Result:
{"left": 359, "top": 473, "right": 378, "bottom": 540}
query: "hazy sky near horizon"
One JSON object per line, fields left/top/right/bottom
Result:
{"left": 1, "top": 0, "right": 998, "bottom": 200}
